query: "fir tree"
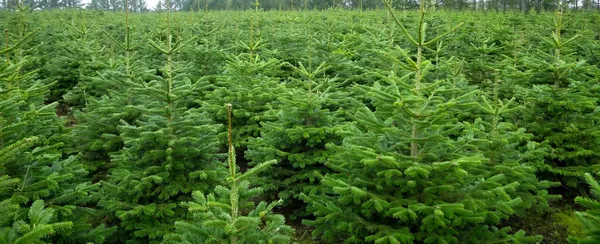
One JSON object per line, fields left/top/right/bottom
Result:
{"left": 68, "top": 5, "right": 154, "bottom": 181}
{"left": 99, "top": 3, "right": 225, "bottom": 242}
{"left": 48, "top": 16, "right": 109, "bottom": 108}
{"left": 245, "top": 61, "right": 350, "bottom": 216}
{"left": 163, "top": 104, "right": 294, "bottom": 244}
{"left": 301, "top": 2, "right": 549, "bottom": 243}
{"left": 518, "top": 10, "right": 600, "bottom": 188}
{"left": 1, "top": 31, "right": 114, "bottom": 244}
{"left": 202, "top": 53, "right": 284, "bottom": 149}
{"left": 569, "top": 173, "right": 600, "bottom": 244}
{"left": 201, "top": 2, "right": 285, "bottom": 152}
{"left": 465, "top": 77, "right": 562, "bottom": 218}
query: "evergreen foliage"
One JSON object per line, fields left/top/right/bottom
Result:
{"left": 98, "top": 8, "right": 225, "bottom": 242}
{"left": 301, "top": 2, "right": 557, "bottom": 243}
{"left": 518, "top": 10, "right": 600, "bottom": 188}
{"left": 0, "top": 200, "right": 73, "bottom": 244}
{"left": 2, "top": 7, "right": 600, "bottom": 244}
{"left": 201, "top": 7, "right": 285, "bottom": 150}
{"left": 164, "top": 104, "right": 293, "bottom": 244}
{"left": 246, "top": 61, "right": 350, "bottom": 214}
{"left": 68, "top": 11, "right": 153, "bottom": 180}
{"left": 43, "top": 17, "right": 107, "bottom": 107}
{"left": 0, "top": 31, "right": 114, "bottom": 244}
{"left": 570, "top": 173, "right": 600, "bottom": 244}
{"left": 202, "top": 54, "right": 284, "bottom": 149}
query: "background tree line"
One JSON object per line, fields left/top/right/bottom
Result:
{"left": 0, "top": 0, "right": 148, "bottom": 11}
{"left": 0, "top": 0, "right": 599, "bottom": 12}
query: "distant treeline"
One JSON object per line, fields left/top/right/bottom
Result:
{"left": 0, "top": 0, "right": 599, "bottom": 12}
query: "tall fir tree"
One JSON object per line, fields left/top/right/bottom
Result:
{"left": 517, "top": 10, "right": 600, "bottom": 189}
{"left": 301, "top": 2, "right": 554, "bottom": 243}
{"left": 0, "top": 30, "right": 114, "bottom": 244}
{"left": 163, "top": 104, "right": 294, "bottom": 244}
{"left": 68, "top": 3, "right": 154, "bottom": 181}
{"left": 245, "top": 61, "right": 351, "bottom": 217}
{"left": 200, "top": 5, "right": 285, "bottom": 166}
{"left": 98, "top": 3, "right": 225, "bottom": 242}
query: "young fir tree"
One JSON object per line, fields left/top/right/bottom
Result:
{"left": 202, "top": 54, "right": 284, "bottom": 148}
{"left": 68, "top": 3, "right": 154, "bottom": 180}
{"left": 68, "top": 52, "right": 153, "bottom": 181}
{"left": 182, "top": 14, "right": 226, "bottom": 79}
{"left": 518, "top": 10, "right": 600, "bottom": 188}
{"left": 0, "top": 31, "right": 114, "bottom": 243}
{"left": 245, "top": 61, "right": 350, "bottom": 215}
{"left": 0, "top": 44, "right": 72, "bottom": 244}
{"left": 569, "top": 173, "right": 600, "bottom": 244}
{"left": 163, "top": 104, "right": 294, "bottom": 244}
{"left": 49, "top": 15, "right": 109, "bottom": 108}
{"left": 98, "top": 2, "right": 225, "bottom": 242}
{"left": 465, "top": 77, "right": 561, "bottom": 217}
{"left": 302, "top": 2, "right": 547, "bottom": 243}
{"left": 201, "top": 1, "right": 285, "bottom": 151}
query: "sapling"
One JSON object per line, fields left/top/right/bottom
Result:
{"left": 518, "top": 9, "right": 600, "bottom": 189}
{"left": 246, "top": 61, "right": 350, "bottom": 217}
{"left": 202, "top": 0, "right": 284, "bottom": 153}
{"left": 163, "top": 104, "right": 293, "bottom": 244}
{"left": 99, "top": 1, "right": 222, "bottom": 241}
{"left": 302, "top": 1, "right": 547, "bottom": 243}
{"left": 1, "top": 27, "right": 115, "bottom": 244}
{"left": 70, "top": 0, "right": 152, "bottom": 180}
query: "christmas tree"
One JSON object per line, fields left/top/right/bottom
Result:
{"left": 517, "top": 10, "right": 600, "bottom": 189}
{"left": 302, "top": 2, "right": 553, "bottom": 243}
{"left": 569, "top": 173, "right": 600, "bottom": 244}
{"left": 164, "top": 104, "right": 294, "bottom": 244}
{"left": 99, "top": 4, "right": 224, "bottom": 241}
{"left": 0, "top": 28, "right": 114, "bottom": 244}
{"left": 245, "top": 61, "right": 351, "bottom": 216}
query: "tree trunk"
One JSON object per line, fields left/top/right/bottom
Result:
{"left": 520, "top": 0, "right": 523, "bottom": 12}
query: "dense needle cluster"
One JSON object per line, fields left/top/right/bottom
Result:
{"left": 1, "top": 1, "right": 600, "bottom": 243}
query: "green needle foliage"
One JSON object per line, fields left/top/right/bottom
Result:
{"left": 3, "top": 7, "right": 600, "bottom": 244}
{"left": 570, "top": 173, "right": 600, "bottom": 244}
{"left": 301, "top": 2, "right": 552, "bottom": 243}
{"left": 68, "top": 8, "right": 154, "bottom": 180}
{"left": 201, "top": 34, "right": 285, "bottom": 152}
{"left": 202, "top": 53, "right": 284, "bottom": 149}
{"left": 0, "top": 200, "right": 73, "bottom": 244}
{"left": 245, "top": 61, "right": 350, "bottom": 215}
{"left": 1, "top": 31, "right": 114, "bottom": 244}
{"left": 0, "top": 59, "right": 73, "bottom": 244}
{"left": 48, "top": 16, "right": 108, "bottom": 108}
{"left": 201, "top": 2, "right": 287, "bottom": 152}
{"left": 99, "top": 5, "right": 225, "bottom": 242}
{"left": 163, "top": 104, "right": 294, "bottom": 244}
{"left": 518, "top": 10, "right": 600, "bottom": 189}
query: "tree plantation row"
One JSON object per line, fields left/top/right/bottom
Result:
{"left": 1, "top": 4, "right": 600, "bottom": 244}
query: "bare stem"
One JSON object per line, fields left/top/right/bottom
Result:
{"left": 554, "top": 11, "right": 562, "bottom": 87}
{"left": 4, "top": 29, "right": 9, "bottom": 63}
{"left": 227, "top": 104, "right": 238, "bottom": 244}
